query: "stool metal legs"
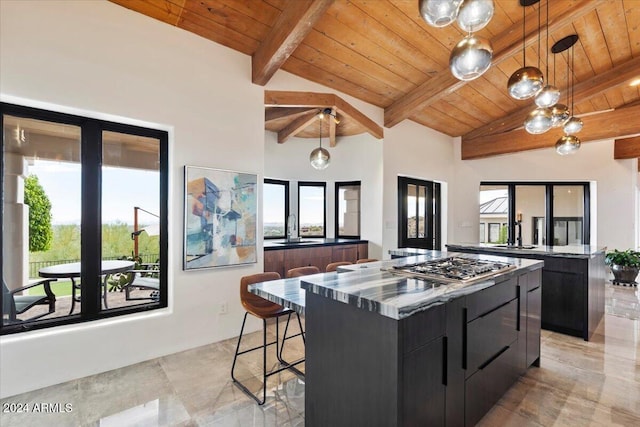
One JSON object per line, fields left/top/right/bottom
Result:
{"left": 231, "top": 311, "right": 305, "bottom": 405}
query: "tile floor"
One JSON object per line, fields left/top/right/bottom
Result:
{"left": 1, "top": 283, "right": 638, "bottom": 426}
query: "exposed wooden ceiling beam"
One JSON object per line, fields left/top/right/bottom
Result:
{"left": 265, "top": 90, "right": 383, "bottom": 139}
{"left": 461, "top": 104, "right": 640, "bottom": 159}
{"left": 265, "top": 107, "right": 319, "bottom": 123}
{"left": 277, "top": 110, "right": 320, "bottom": 144}
{"left": 384, "top": 0, "right": 605, "bottom": 128}
{"left": 614, "top": 136, "right": 640, "bottom": 159}
{"left": 329, "top": 107, "right": 337, "bottom": 147}
{"left": 252, "top": 0, "right": 334, "bottom": 85}
{"left": 464, "top": 55, "right": 640, "bottom": 141}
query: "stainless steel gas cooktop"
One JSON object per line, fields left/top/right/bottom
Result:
{"left": 385, "top": 256, "right": 516, "bottom": 283}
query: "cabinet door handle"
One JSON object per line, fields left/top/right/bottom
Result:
{"left": 442, "top": 336, "right": 448, "bottom": 386}
{"left": 478, "top": 346, "right": 509, "bottom": 370}
{"left": 516, "top": 285, "right": 521, "bottom": 332}
{"left": 462, "top": 308, "right": 467, "bottom": 370}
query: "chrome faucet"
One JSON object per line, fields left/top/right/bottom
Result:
{"left": 287, "top": 214, "right": 297, "bottom": 242}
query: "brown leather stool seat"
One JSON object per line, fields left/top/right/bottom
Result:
{"left": 286, "top": 266, "right": 320, "bottom": 278}
{"left": 325, "top": 261, "right": 352, "bottom": 272}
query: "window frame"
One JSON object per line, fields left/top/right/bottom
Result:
{"left": 263, "top": 178, "right": 290, "bottom": 239}
{"left": 397, "top": 176, "right": 441, "bottom": 250}
{"left": 481, "top": 181, "right": 590, "bottom": 246}
{"left": 334, "top": 181, "right": 361, "bottom": 239}
{"left": 298, "top": 181, "right": 326, "bottom": 238}
{"left": 1, "top": 102, "right": 168, "bottom": 336}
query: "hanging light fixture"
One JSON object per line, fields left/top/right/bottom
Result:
{"left": 457, "top": 0, "right": 494, "bottom": 32}
{"left": 534, "top": 0, "right": 560, "bottom": 108}
{"left": 550, "top": 35, "right": 578, "bottom": 129}
{"left": 449, "top": 34, "right": 493, "bottom": 81}
{"left": 524, "top": 107, "right": 553, "bottom": 134}
{"left": 420, "top": 0, "right": 495, "bottom": 81}
{"left": 508, "top": 0, "right": 544, "bottom": 100}
{"left": 310, "top": 109, "right": 330, "bottom": 170}
{"left": 553, "top": 34, "right": 581, "bottom": 155}
{"left": 419, "top": 0, "right": 463, "bottom": 27}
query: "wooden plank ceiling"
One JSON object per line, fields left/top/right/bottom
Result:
{"left": 109, "top": 0, "right": 640, "bottom": 160}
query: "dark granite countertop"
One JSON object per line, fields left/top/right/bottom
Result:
{"left": 264, "top": 238, "right": 368, "bottom": 250}
{"left": 443, "top": 243, "right": 605, "bottom": 259}
{"left": 251, "top": 251, "right": 543, "bottom": 320}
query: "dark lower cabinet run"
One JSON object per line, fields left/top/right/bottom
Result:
{"left": 305, "top": 268, "right": 542, "bottom": 427}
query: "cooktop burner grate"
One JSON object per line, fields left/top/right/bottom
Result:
{"left": 386, "top": 257, "right": 515, "bottom": 283}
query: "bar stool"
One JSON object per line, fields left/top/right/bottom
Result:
{"left": 231, "top": 272, "right": 305, "bottom": 405}
{"left": 286, "top": 266, "right": 320, "bottom": 278}
{"left": 325, "top": 261, "right": 352, "bottom": 272}
{"left": 356, "top": 258, "right": 378, "bottom": 264}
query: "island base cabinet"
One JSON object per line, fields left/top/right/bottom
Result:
{"left": 527, "top": 286, "right": 542, "bottom": 367}
{"left": 465, "top": 344, "right": 519, "bottom": 427}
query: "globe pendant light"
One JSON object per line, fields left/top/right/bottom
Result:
{"left": 555, "top": 134, "right": 581, "bottom": 155}
{"left": 563, "top": 116, "right": 583, "bottom": 134}
{"left": 419, "top": 0, "right": 463, "bottom": 28}
{"left": 449, "top": 34, "right": 493, "bottom": 81}
{"left": 534, "top": 0, "right": 559, "bottom": 108}
{"left": 507, "top": 0, "right": 544, "bottom": 100}
{"left": 550, "top": 103, "right": 570, "bottom": 127}
{"left": 535, "top": 85, "right": 560, "bottom": 108}
{"left": 524, "top": 107, "right": 552, "bottom": 134}
{"left": 309, "top": 112, "right": 330, "bottom": 170}
{"left": 457, "top": 0, "right": 494, "bottom": 32}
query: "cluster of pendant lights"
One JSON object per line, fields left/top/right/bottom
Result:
{"left": 309, "top": 108, "right": 337, "bottom": 170}
{"left": 507, "top": 0, "right": 583, "bottom": 155}
{"left": 419, "top": 0, "right": 495, "bottom": 81}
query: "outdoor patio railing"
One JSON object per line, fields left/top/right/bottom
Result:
{"left": 29, "top": 254, "right": 159, "bottom": 278}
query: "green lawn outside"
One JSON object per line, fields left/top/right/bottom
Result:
{"left": 27, "top": 280, "right": 73, "bottom": 297}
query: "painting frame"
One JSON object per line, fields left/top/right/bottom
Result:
{"left": 183, "top": 165, "right": 258, "bottom": 270}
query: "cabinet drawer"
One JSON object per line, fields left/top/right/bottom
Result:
{"left": 465, "top": 277, "right": 517, "bottom": 321}
{"left": 465, "top": 344, "right": 519, "bottom": 427}
{"left": 466, "top": 299, "right": 518, "bottom": 377}
{"left": 401, "top": 304, "right": 445, "bottom": 354}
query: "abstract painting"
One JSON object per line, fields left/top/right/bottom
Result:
{"left": 184, "top": 166, "right": 257, "bottom": 270}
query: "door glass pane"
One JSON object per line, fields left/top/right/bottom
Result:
{"left": 553, "top": 185, "right": 584, "bottom": 245}
{"left": 337, "top": 184, "right": 360, "bottom": 237}
{"left": 515, "top": 185, "right": 546, "bottom": 246}
{"left": 299, "top": 184, "right": 324, "bottom": 237}
{"left": 479, "top": 185, "right": 508, "bottom": 245}
{"left": 418, "top": 186, "right": 426, "bottom": 238}
{"left": 3, "top": 115, "right": 81, "bottom": 325}
{"left": 101, "top": 130, "right": 160, "bottom": 311}
{"left": 407, "top": 184, "right": 417, "bottom": 238}
{"left": 264, "top": 182, "right": 286, "bottom": 238}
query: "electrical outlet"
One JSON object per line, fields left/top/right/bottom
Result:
{"left": 219, "top": 302, "right": 228, "bottom": 315}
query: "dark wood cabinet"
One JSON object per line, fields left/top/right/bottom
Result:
{"left": 264, "top": 241, "right": 368, "bottom": 275}
{"left": 447, "top": 245, "right": 605, "bottom": 341}
{"left": 305, "top": 268, "right": 542, "bottom": 427}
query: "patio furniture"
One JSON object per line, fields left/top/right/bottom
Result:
{"left": 286, "top": 266, "right": 320, "bottom": 278}
{"left": 39, "top": 260, "right": 135, "bottom": 314}
{"left": 2, "top": 278, "right": 57, "bottom": 322}
{"left": 231, "top": 272, "right": 305, "bottom": 405}
{"left": 122, "top": 269, "right": 160, "bottom": 301}
{"left": 325, "top": 261, "right": 352, "bottom": 272}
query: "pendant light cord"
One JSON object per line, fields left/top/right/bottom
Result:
{"left": 545, "top": 0, "right": 549, "bottom": 78}
{"left": 537, "top": 2, "right": 541, "bottom": 70}
{"left": 522, "top": 5, "right": 526, "bottom": 65}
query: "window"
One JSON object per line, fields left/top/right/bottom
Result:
{"left": 479, "top": 223, "right": 486, "bottom": 242}
{"left": 488, "top": 223, "right": 501, "bottom": 243}
{"left": 398, "top": 177, "right": 441, "bottom": 249}
{"left": 298, "top": 182, "right": 326, "bottom": 237}
{"left": 335, "top": 181, "right": 360, "bottom": 238}
{"left": 479, "top": 181, "right": 589, "bottom": 246}
{"left": 1, "top": 102, "right": 168, "bottom": 335}
{"left": 263, "top": 179, "right": 289, "bottom": 239}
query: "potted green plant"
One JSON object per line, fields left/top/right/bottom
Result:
{"left": 605, "top": 249, "right": 640, "bottom": 285}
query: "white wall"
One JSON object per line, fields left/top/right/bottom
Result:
{"left": 451, "top": 139, "right": 638, "bottom": 251}
{"left": 0, "top": 0, "right": 268, "bottom": 398}
{"left": 265, "top": 131, "right": 384, "bottom": 259}
{"left": 382, "top": 121, "right": 455, "bottom": 256}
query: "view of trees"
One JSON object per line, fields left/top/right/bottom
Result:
{"left": 24, "top": 175, "right": 53, "bottom": 252}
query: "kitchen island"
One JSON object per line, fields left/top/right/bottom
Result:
{"left": 252, "top": 252, "right": 543, "bottom": 426}
{"left": 442, "top": 244, "right": 606, "bottom": 341}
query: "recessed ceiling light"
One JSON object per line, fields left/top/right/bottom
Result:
{"left": 630, "top": 78, "right": 640, "bottom": 87}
